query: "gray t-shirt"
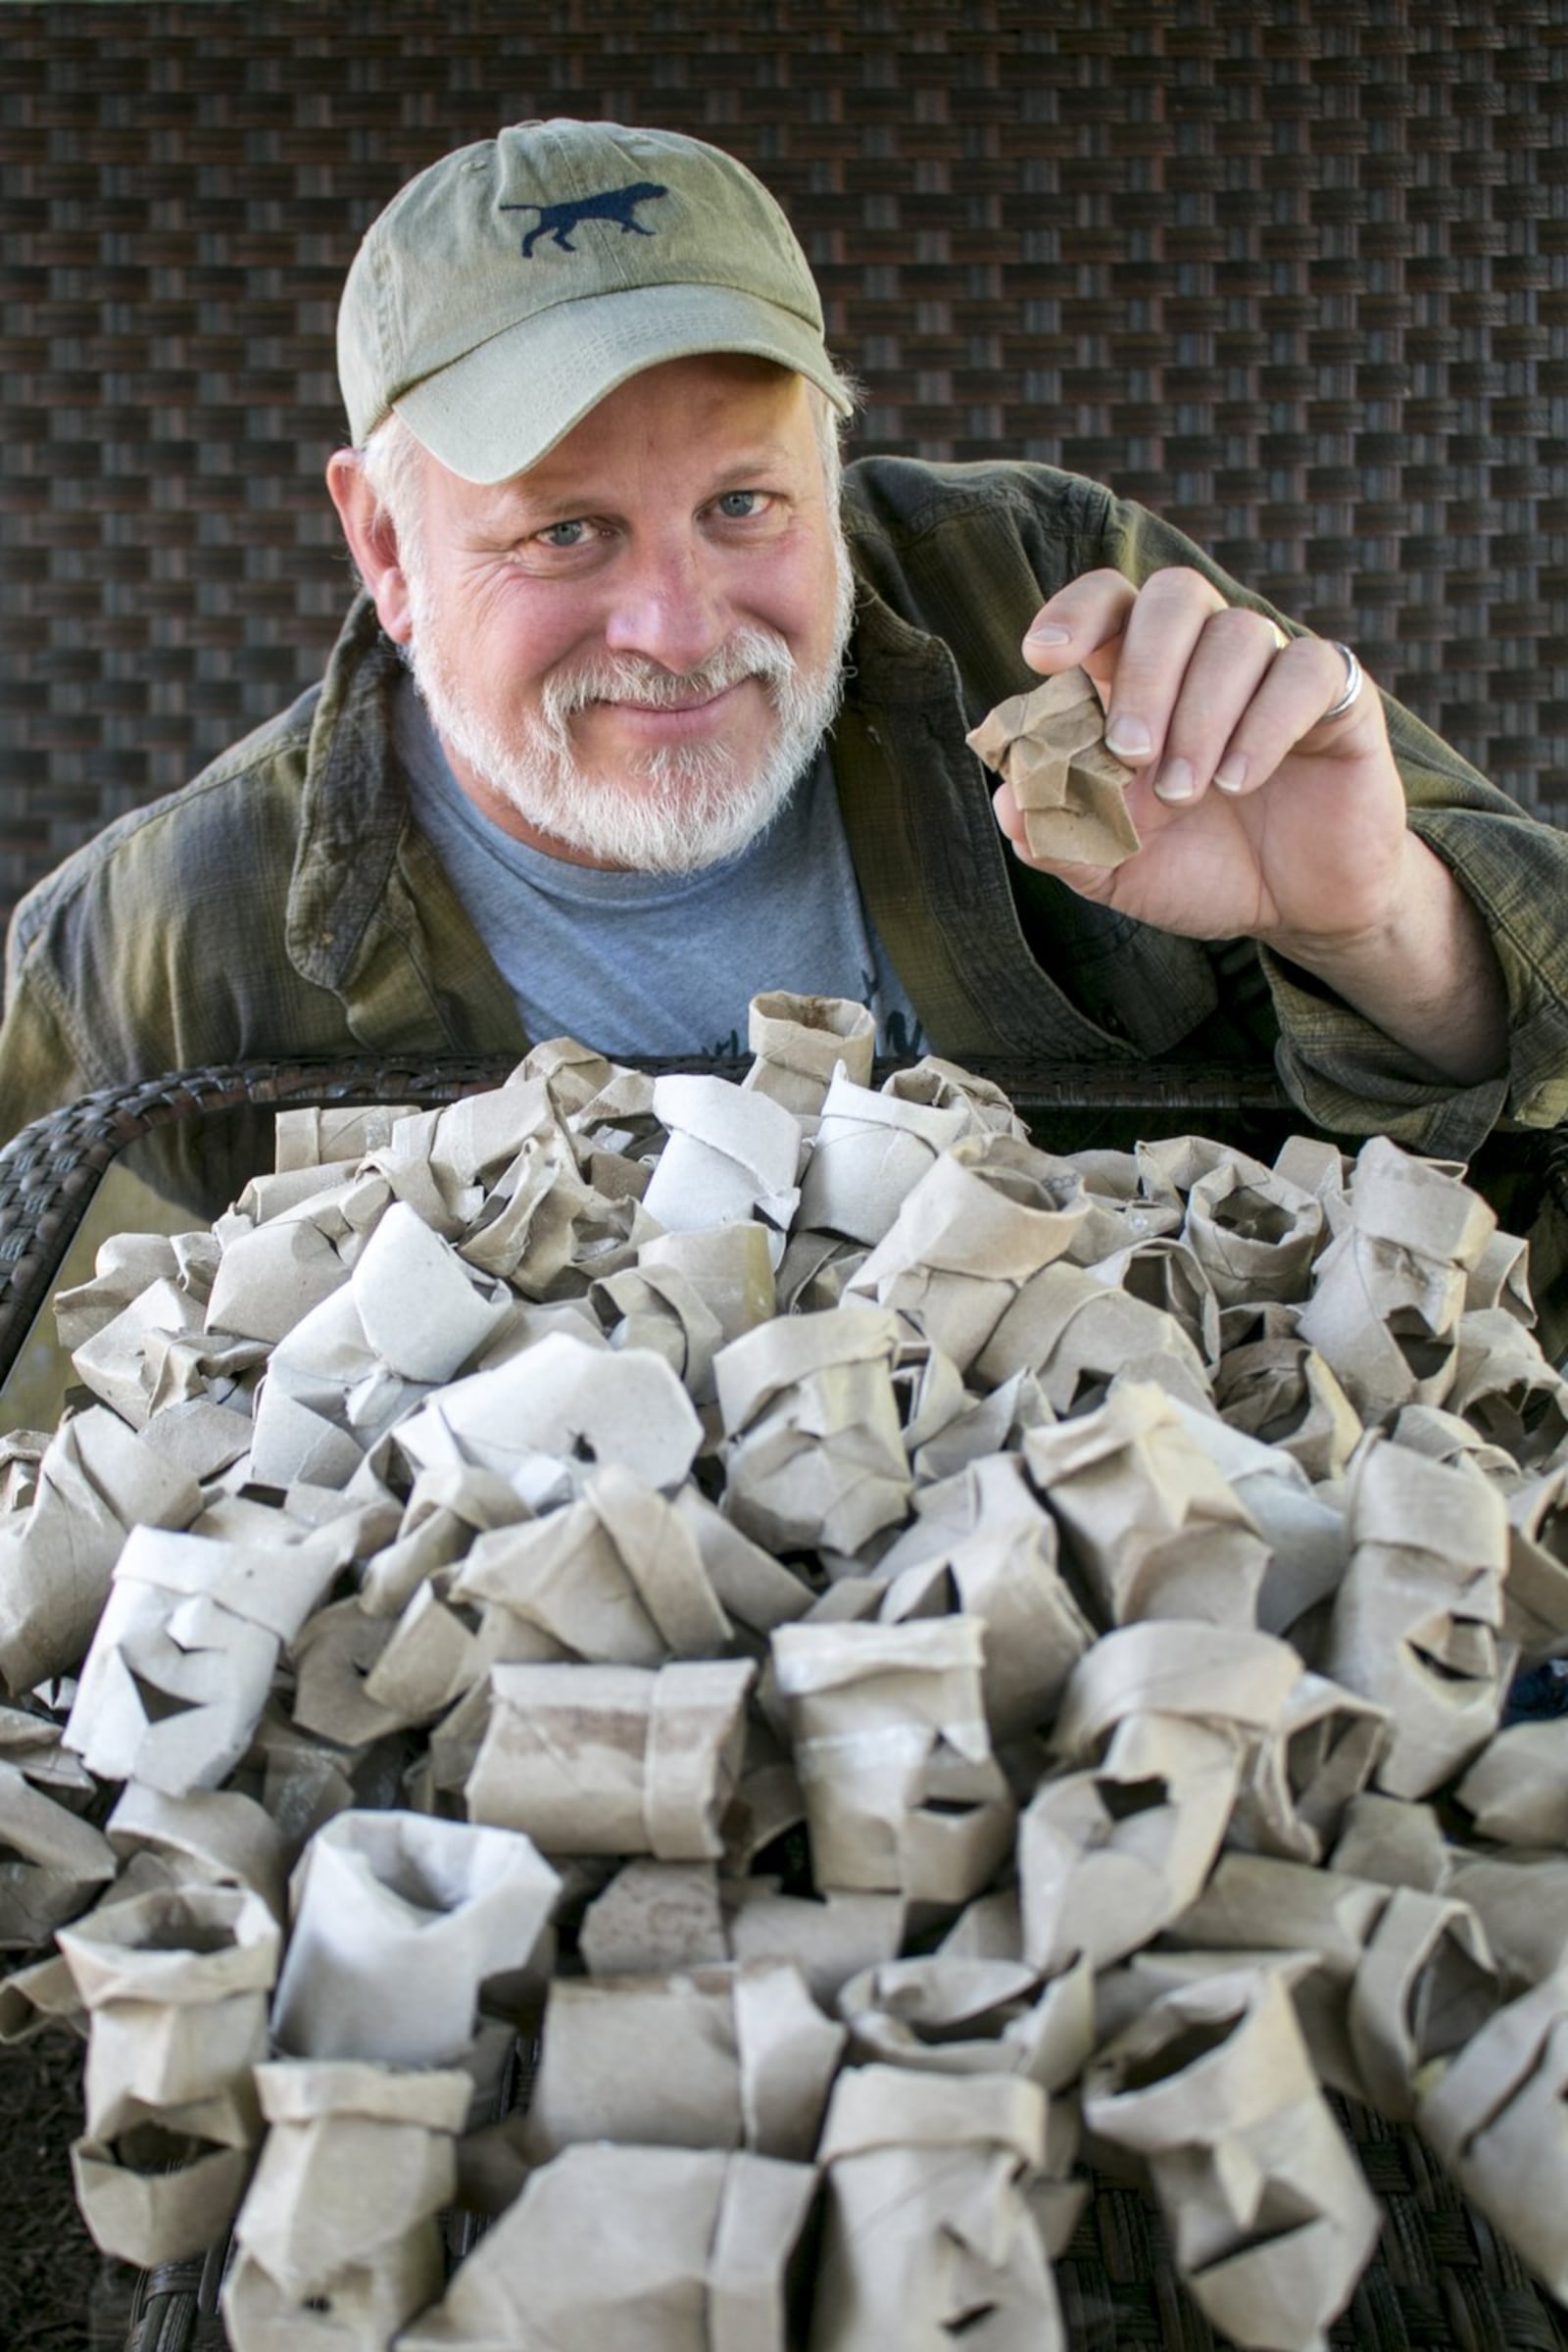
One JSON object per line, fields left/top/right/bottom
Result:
{"left": 397, "top": 681, "right": 923, "bottom": 1060}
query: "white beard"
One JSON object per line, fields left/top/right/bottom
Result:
{"left": 402, "top": 531, "right": 857, "bottom": 874}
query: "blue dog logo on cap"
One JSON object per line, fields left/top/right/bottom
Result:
{"left": 502, "top": 181, "right": 669, "bottom": 258}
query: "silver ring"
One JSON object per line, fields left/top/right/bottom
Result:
{"left": 1321, "top": 641, "right": 1363, "bottom": 721}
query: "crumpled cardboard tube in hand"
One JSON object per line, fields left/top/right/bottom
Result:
{"left": 966, "top": 666, "right": 1140, "bottom": 868}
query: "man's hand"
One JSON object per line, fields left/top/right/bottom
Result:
{"left": 995, "top": 567, "right": 1509, "bottom": 1086}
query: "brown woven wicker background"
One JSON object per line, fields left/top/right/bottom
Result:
{"left": 3, "top": 0, "right": 1566, "bottom": 937}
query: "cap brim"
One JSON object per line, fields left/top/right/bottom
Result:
{"left": 392, "top": 281, "right": 851, "bottom": 484}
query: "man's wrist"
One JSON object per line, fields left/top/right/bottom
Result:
{"left": 1263, "top": 839, "right": 1509, "bottom": 1087}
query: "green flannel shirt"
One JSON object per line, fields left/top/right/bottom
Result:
{"left": 4, "top": 460, "right": 1567, "bottom": 1168}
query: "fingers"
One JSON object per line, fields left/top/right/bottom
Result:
{"left": 1131, "top": 599, "right": 1293, "bottom": 804}
{"left": 1200, "top": 635, "right": 1373, "bottom": 803}
{"left": 1020, "top": 568, "right": 1374, "bottom": 806}
{"left": 1023, "top": 571, "right": 1142, "bottom": 662}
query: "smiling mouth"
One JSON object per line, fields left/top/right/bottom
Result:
{"left": 586, "top": 679, "right": 754, "bottom": 724}
{"left": 604, "top": 691, "right": 719, "bottom": 711}
{"left": 545, "top": 629, "right": 800, "bottom": 734}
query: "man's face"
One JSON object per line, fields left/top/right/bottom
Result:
{"left": 384, "top": 355, "right": 855, "bottom": 872}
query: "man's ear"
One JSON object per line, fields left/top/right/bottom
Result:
{"left": 326, "top": 449, "right": 416, "bottom": 643}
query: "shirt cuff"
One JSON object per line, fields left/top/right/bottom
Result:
{"left": 1260, "top": 946, "right": 1566, "bottom": 1163}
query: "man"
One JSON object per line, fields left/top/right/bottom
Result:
{"left": 2, "top": 118, "right": 1565, "bottom": 1185}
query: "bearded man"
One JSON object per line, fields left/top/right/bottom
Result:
{"left": 2, "top": 119, "right": 1565, "bottom": 1176}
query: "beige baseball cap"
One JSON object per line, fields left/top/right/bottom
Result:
{"left": 338, "top": 118, "right": 852, "bottom": 481}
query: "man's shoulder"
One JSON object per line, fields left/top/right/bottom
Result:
{"left": 839, "top": 457, "right": 1118, "bottom": 631}
{"left": 836, "top": 457, "right": 1121, "bottom": 673}
{"left": 9, "top": 684, "right": 321, "bottom": 956}
{"left": 841, "top": 453, "right": 1112, "bottom": 542}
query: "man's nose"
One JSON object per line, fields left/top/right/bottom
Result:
{"left": 601, "top": 532, "right": 728, "bottom": 675}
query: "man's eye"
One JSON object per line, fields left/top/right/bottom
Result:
{"left": 538, "top": 519, "right": 593, "bottom": 548}
{"left": 715, "top": 490, "right": 766, "bottom": 519}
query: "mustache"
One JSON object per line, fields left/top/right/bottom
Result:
{"left": 539, "top": 630, "right": 799, "bottom": 727}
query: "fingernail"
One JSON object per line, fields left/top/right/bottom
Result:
{"left": 1025, "top": 621, "right": 1071, "bottom": 645}
{"left": 1152, "top": 757, "right": 1195, "bottom": 803}
{"left": 1104, "top": 715, "right": 1152, "bottom": 759}
{"left": 1212, "top": 759, "right": 1248, "bottom": 796}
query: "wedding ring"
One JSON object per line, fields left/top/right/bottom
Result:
{"left": 1321, "top": 641, "right": 1363, "bottom": 720}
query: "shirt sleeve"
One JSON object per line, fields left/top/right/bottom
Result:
{"left": 0, "top": 915, "right": 105, "bottom": 1149}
